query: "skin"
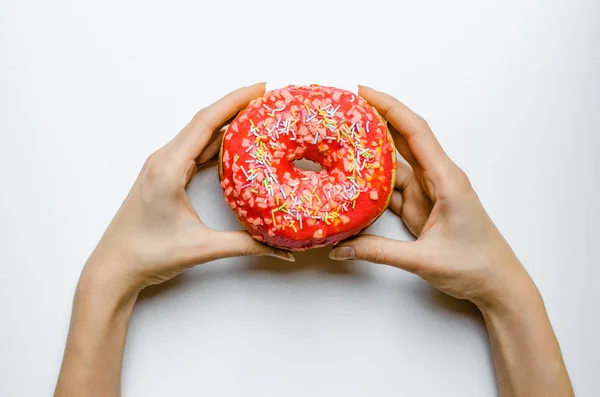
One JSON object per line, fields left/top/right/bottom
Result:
{"left": 329, "top": 86, "right": 574, "bottom": 397}
{"left": 55, "top": 84, "right": 573, "bottom": 397}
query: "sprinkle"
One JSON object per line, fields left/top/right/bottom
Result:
{"left": 240, "top": 166, "right": 249, "bottom": 178}
{"left": 272, "top": 203, "right": 287, "bottom": 212}
{"left": 272, "top": 211, "right": 276, "bottom": 226}
{"left": 352, "top": 200, "right": 356, "bottom": 209}
{"left": 280, "top": 187, "right": 287, "bottom": 199}
{"left": 291, "top": 224, "right": 297, "bottom": 233}
{"left": 366, "top": 120, "right": 370, "bottom": 133}
{"left": 250, "top": 189, "right": 259, "bottom": 194}
{"left": 313, "top": 131, "right": 319, "bottom": 144}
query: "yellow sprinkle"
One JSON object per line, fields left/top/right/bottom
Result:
{"left": 276, "top": 195, "right": 280, "bottom": 206}
{"left": 267, "top": 113, "right": 275, "bottom": 117}
{"left": 312, "top": 186, "right": 318, "bottom": 194}
{"left": 272, "top": 211, "right": 276, "bottom": 226}
{"left": 304, "top": 103, "right": 310, "bottom": 113}
{"left": 314, "top": 193, "right": 321, "bottom": 205}
{"left": 292, "top": 107, "right": 296, "bottom": 118}
{"left": 250, "top": 119, "right": 256, "bottom": 128}
{"left": 291, "top": 224, "right": 297, "bottom": 233}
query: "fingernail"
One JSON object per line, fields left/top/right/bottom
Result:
{"left": 329, "top": 246, "right": 355, "bottom": 260}
{"left": 358, "top": 84, "right": 374, "bottom": 91}
{"left": 270, "top": 250, "right": 295, "bottom": 262}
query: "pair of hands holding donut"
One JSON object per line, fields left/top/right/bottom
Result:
{"left": 84, "top": 82, "right": 532, "bottom": 309}
{"left": 60, "top": 83, "right": 574, "bottom": 397}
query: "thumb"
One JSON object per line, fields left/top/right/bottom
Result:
{"left": 329, "top": 234, "right": 423, "bottom": 274}
{"left": 205, "top": 230, "right": 295, "bottom": 262}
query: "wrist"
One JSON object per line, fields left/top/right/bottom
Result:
{"left": 78, "top": 255, "right": 141, "bottom": 312}
{"left": 475, "top": 271, "right": 543, "bottom": 320}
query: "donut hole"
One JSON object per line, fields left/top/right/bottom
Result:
{"left": 293, "top": 158, "right": 323, "bottom": 172}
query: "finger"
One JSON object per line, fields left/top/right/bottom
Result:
{"left": 197, "top": 128, "right": 224, "bottom": 164}
{"left": 389, "top": 124, "right": 418, "bottom": 169}
{"left": 173, "top": 82, "right": 266, "bottom": 159}
{"left": 395, "top": 161, "right": 412, "bottom": 192}
{"left": 204, "top": 230, "right": 295, "bottom": 263}
{"left": 329, "top": 234, "right": 422, "bottom": 274}
{"left": 388, "top": 190, "right": 403, "bottom": 215}
{"left": 358, "top": 85, "right": 453, "bottom": 176}
{"left": 197, "top": 156, "right": 219, "bottom": 170}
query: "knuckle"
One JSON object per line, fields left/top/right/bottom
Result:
{"left": 141, "top": 150, "right": 178, "bottom": 187}
{"left": 415, "top": 114, "right": 430, "bottom": 130}
{"left": 142, "top": 152, "right": 162, "bottom": 178}
{"left": 242, "top": 243, "right": 257, "bottom": 257}
{"left": 370, "top": 245, "right": 388, "bottom": 264}
{"left": 451, "top": 166, "right": 473, "bottom": 193}
{"left": 438, "top": 165, "right": 474, "bottom": 198}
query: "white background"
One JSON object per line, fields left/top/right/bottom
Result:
{"left": 1, "top": 0, "right": 599, "bottom": 395}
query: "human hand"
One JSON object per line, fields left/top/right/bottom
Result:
{"left": 83, "top": 83, "right": 294, "bottom": 295}
{"left": 329, "top": 86, "right": 535, "bottom": 310}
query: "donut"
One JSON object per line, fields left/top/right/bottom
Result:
{"left": 219, "top": 85, "right": 396, "bottom": 251}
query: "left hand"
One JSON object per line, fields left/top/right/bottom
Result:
{"left": 83, "top": 83, "right": 294, "bottom": 295}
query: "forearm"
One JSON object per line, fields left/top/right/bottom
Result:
{"left": 479, "top": 279, "right": 573, "bottom": 397}
{"left": 55, "top": 263, "right": 139, "bottom": 397}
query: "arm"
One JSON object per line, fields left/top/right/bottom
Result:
{"left": 480, "top": 285, "right": 573, "bottom": 396}
{"left": 329, "top": 85, "right": 573, "bottom": 397}
{"left": 54, "top": 267, "right": 138, "bottom": 396}
{"left": 54, "top": 83, "right": 294, "bottom": 397}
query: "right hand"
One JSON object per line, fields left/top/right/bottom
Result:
{"left": 329, "top": 86, "right": 536, "bottom": 310}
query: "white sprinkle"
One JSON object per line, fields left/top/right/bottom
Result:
{"left": 313, "top": 131, "right": 319, "bottom": 144}
{"left": 280, "top": 187, "right": 287, "bottom": 199}
{"left": 240, "top": 166, "right": 249, "bottom": 178}
{"left": 366, "top": 120, "right": 370, "bottom": 133}
{"left": 263, "top": 104, "right": 272, "bottom": 111}
{"left": 299, "top": 214, "right": 303, "bottom": 229}
{"left": 246, "top": 146, "right": 253, "bottom": 153}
